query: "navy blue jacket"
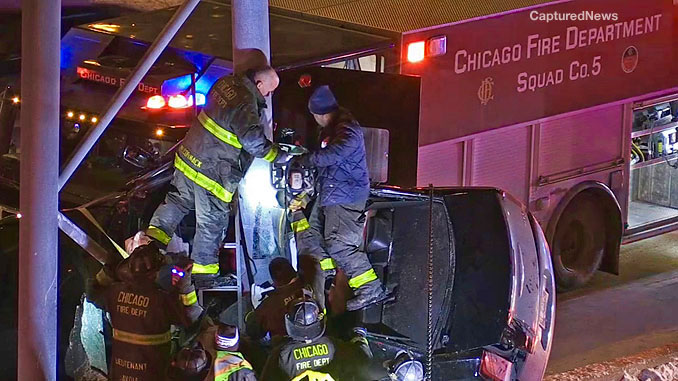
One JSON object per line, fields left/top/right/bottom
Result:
{"left": 307, "top": 109, "right": 370, "bottom": 206}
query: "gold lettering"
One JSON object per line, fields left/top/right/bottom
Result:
{"left": 295, "top": 344, "right": 330, "bottom": 359}
{"left": 114, "top": 357, "right": 148, "bottom": 372}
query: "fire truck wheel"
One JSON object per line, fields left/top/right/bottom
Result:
{"left": 551, "top": 193, "right": 605, "bottom": 291}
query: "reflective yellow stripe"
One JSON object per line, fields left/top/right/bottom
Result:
{"left": 198, "top": 111, "right": 242, "bottom": 149}
{"left": 146, "top": 225, "right": 172, "bottom": 245}
{"left": 181, "top": 290, "right": 198, "bottom": 306}
{"left": 262, "top": 146, "right": 279, "bottom": 162}
{"left": 174, "top": 155, "right": 233, "bottom": 203}
{"left": 320, "top": 258, "right": 337, "bottom": 271}
{"left": 291, "top": 370, "right": 336, "bottom": 381}
{"left": 112, "top": 329, "right": 171, "bottom": 346}
{"left": 348, "top": 269, "right": 378, "bottom": 289}
{"left": 291, "top": 218, "right": 310, "bottom": 233}
{"left": 95, "top": 268, "right": 114, "bottom": 286}
{"left": 78, "top": 207, "right": 129, "bottom": 258}
{"left": 215, "top": 352, "right": 253, "bottom": 381}
{"left": 193, "top": 263, "right": 220, "bottom": 274}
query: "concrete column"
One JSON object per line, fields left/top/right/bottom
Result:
{"left": 19, "top": 0, "right": 60, "bottom": 379}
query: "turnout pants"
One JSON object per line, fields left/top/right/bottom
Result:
{"left": 147, "top": 171, "right": 230, "bottom": 274}
{"left": 293, "top": 200, "right": 381, "bottom": 309}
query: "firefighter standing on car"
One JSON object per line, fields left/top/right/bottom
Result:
{"left": 292, "top": 85, "right": 387, "bottom": 311}
{"left": 139, "top": 65, "right": 288, "bottom": 285}
{"left": 86, "top": 244, "right": 197, "bottom": 381}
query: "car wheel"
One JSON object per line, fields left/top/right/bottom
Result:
{"left": 551, "top": 193, "right": 605, "bottom": 291}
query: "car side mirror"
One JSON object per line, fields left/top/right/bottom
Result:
{"left": 123, "top": 145, "right": 155, "bottom": 169}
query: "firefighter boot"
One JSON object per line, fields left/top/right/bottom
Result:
{"left": 346, "top": 281, "right": 389, "bottom": 311}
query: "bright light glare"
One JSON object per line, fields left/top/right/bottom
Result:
{"left": 11, "top": 97, "right": 20, "bottom": 104}
{"left": 407, "top": 41, "right": 426, "bottom": 63}
{"left": 241, "top": 159, "right": 278, "bottom": 208}
{"left": 66, "top": 111, "right": 74, "bottom": 118}
{"left": 16, "top": 213, "right": 22, "bottom": 219}
{"left": 188, "top": 93, "right": 206, "bottom": 106}
{"left": 79, "top": 114, "right": 86, "bottom": 121}
{"left": 155, "top": 128, "right": 164, "bottom": 137}
{"left": 91, "top": 116, "right": 98, "bottom": 123}
{"left": 168, "top": 94, "right": 189, "bottom": 109}
{"left": 146, "top": 95, "right": 166, "bottom": 109}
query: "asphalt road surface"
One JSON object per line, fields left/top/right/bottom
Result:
{"left": 546, "top": 230, "right": 678, "bottom": 375}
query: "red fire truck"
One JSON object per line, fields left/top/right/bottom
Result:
{"left": 273, "top": 0, "right": 678, "bottom": 290}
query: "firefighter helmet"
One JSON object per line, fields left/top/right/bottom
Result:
{"left": 127, "top": 243, "right": 164, "bottom": 278}
{"left": 215, "top": 324, "right": 240, "bottom": 351}
{"left": 284, "top": 295, "right": 325, "bottom": 342}
{"left": 167, "top": 343, "right": 212, "bottom": 381}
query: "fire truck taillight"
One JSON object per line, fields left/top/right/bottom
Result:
{"left": 407, "top": 41, "right": 426, "bottom": 63}
{"left": 147, "top": 95, "right": 166, "bottom": 109}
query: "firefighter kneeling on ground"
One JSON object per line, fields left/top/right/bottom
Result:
{"left": 261, "top": 293, "right": 373, "bottom": 381}
{"left": 291, "top": 85, "right": 387, "bottom": 311}
{"left": 127, "top": 64, "right": 291, "bottom": 287}
{"left": 86, "top": 243, "right": 201, "bottom": 381}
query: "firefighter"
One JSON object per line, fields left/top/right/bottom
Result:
{"left": 212, "top": 324, "right": 257, "bottom": 381}
{"left": 139, "top": 64, "right": 288, "bottom": 286}
{"left": 86, "top": 243, "right": 195, "bottom": 381}
{"left": 261, "top": 294, "right": 373, "bottom": 381}
{"left": 167, "top": 342, "right": 212, "bottom": 381}
{"left": 245, "top": 257, "right": 309, "bottom": 341}
{"left": 294, "top": 85, "right": 387, "bottom": 311}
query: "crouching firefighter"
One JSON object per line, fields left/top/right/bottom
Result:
{"left": 212, "top": 324, "right": 257, "bottom": 381}
{"left": 294, "top": 85, "right": 387, "bottom": 311}
{"left": 139, "top": 65, "right": 289, "bottom": 286}
{"left": 261, "top": 294, "right": 336, "bottom": 381}
{"left": 262, "top": 293, "right": 373, "bottom": 381}
{"left": 86, "top": 244, "right": 195, "bottom": 381}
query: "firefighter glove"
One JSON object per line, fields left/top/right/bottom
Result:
{"left": 172, "top": 256, "right": 194, "bottom": 292}
{"left": 289, "top": 192, "right": 310, "bottom": 212}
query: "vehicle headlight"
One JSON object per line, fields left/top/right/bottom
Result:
{"left": 389, "top": 351, "right": 424, "bottom": 381}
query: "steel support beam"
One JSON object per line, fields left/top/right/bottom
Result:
{"left": 231, "top": 0, "right": 272, "bottom": 136}
{"left": 19, "top": 1, "right": 60, "bottom": 379}
{"left": 58, "top": 0, "right": 201, "bottom": 190}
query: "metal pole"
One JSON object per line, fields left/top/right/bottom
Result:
{"left": 19, "top": 0, "right": 60, "bottom": 379}
{"left": 58, "top": 0, "right": 201, "bottom": 190}
{"left": 231, "top": 0, "right": 272, "bottom": 136}
{"left": 231, "top": 0, "right": 276, "bottom": 292}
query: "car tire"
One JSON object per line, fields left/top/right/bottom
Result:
{"left": 551, "top": 193, "right": 606, "bottom": 291}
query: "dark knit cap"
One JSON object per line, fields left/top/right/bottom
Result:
{"left": 308, "top": 85, "right": 339, "bottom": 115}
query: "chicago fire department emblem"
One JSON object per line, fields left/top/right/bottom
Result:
{"left": 621, "top": 46, "right": 638, "bottom": 74}
{"left": 478, "top": 77, "right": 494, "bottom": 106}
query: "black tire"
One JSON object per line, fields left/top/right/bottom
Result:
{"left": 551, "top": 193, "right": 606, "bottom": 291}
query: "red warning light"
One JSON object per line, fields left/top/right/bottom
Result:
{"left": 298, "top": 74, "right": 312, "bottom": 88}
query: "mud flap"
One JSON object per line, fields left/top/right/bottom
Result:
{"left": 64, "top": 295, "right": 108, "bottom": 380}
